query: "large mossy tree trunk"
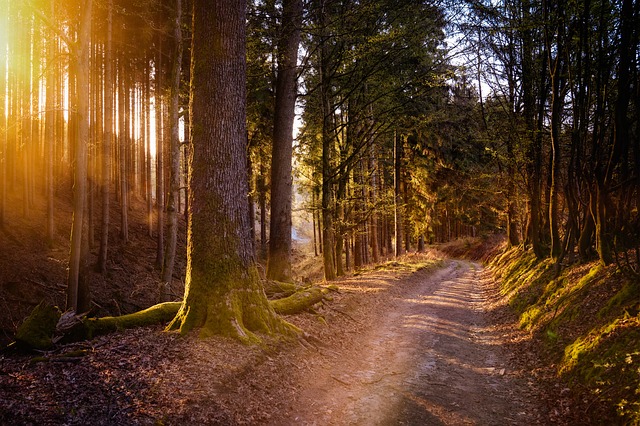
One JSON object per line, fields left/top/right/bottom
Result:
{"left": 167, "top": 0, "right": 293, "bottom": 342}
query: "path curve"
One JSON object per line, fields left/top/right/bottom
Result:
{"left": 285, "top": 260, "right": 544, "bottom": 425}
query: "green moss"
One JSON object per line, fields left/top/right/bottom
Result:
{"left": 491, "top": 246, "right": 640, "bottom": 423}
{"left": 520, "top": 306, "right": 543, "bottom": 330}
{"left": 560, "top": 317, "right": 640, "bottom": 423}
{"left": 270, "top": 286, "right": 328, "bottom": 315}
{"left": 15, "top": 302, "right": 61, "bottom": 350}
{"left": 85, "top": 302, "right": 181, "bottom": 338}
{"left": 602, "top": 280, "right": 640, "bottom": 317}
{"left": 168, "top": 266, "right": 298, "bottom": 344}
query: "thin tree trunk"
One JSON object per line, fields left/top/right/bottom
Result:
{"left": 119, "top": 59, "right": 129, "bottom": 242}
{"left": 0, "top": 3, "right": 6, "bottom": 227}
{"left": 97, "top": 0, "right": 113, "bottom": 273}
{"left": 45, "top": 0, "right": 56, "bottom": 243}
{"left": 258, "top": 161, "right": 267, "bottom": 259}
{"left": 67, "top": 0, "right": 93, "bottom": 313}
{"left": 266, "top": 0, "right": 302, "bottom": 282}
{"left": 320, "top": 1, "right": 335, "bottom": 281}
{"left": 146, "top": 66, "right": 153, "bottom": 237}
{"left": 155, "top": 41, "right": 165, "bottom": 268}
{"left": 369, "top": 149, "right": 379, "bottom": 263}
{"left": 162, "top": 0, "right": 184, "bottom": 297}
{"left": 394, "top": 131, "right": 403, "bottom": 257}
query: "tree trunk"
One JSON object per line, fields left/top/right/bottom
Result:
{"left": 145, "top": 62, "right": 153, "bottom": 237}
{"left": 67, "top": 0, "right": 93, "bottom": 313}
{"left": 0, "top": 10, "right": 4, "bottom": 227}
{"left": 549, "top": 71, "right": 563, "bottom": 261}
{"left": 97, "top": 0, "right": 113, "bottom": 273}
{"left": 394, "top": 131, "right": 403, "bottom": 257}
{"left": 258, "top": 160, "right": 267, "bottom": 259}
{"left": 155, "top": 41, "right": 165, "bottom": 269}
{"left": 334, "top": 161, "right": 348, "bottom": 276}
{"left": 522, "top": 0, "right": 545, "bottom": 259}
{"left": 369, "top": 149, "right": 379, "bottom": 263}
{"left": 45, "top": 0, "right": 56, "bottom": 244}
{"left": 167, "top": 0, "right": 293, "bottom": 341}
{"left": 118, "top": 60, "right": 129, "bottom": 242}
{"left": 162, "top": 0, "right": 184, "bottom": 296}
{"left": 320, "top": 2, "right": 336, "bottom": 281}
{"left": 266, "top": 0, "right": 302, "bottom": 283}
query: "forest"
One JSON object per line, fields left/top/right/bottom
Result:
{"left": 0, "top": 0, "right": 639, "bottom": 424}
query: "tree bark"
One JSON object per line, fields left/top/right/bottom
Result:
{"left": 67, "top": 0, "right": 93, "bottom": 313}
{"left": 522, "top": 0, "right": 545, "bottom": 259}
{"left": 0, "top": 12, "right": 4, "bottom": 228}
{"left": 266, "top": 0, "right": 303, "bottom": 283}
{"left": 118, "top": 59, "right": 129, "bottom": 242}
{"left": 369, "top": 149, "right": 379, "bottom": 263}
{"left": 145, "top": 62, "right": 153, "bottom": 237}
{"left": 162, "top": 0, "right": 184, "bottom": 296}
{"left": 167, "top": 0, "right": 293, "bottom": 341}
{"left": 45, "top": 0, "right": 56, "bottom": 244}
{"left": 394, "top": 131, "right": 403, "bottom": 257}
{"left": 320, "top": 1, "right": 336, "bottom": 281}
{"left": 97, "top": 0, "right": 113, "bottom": 273}
{"left": 155, "top": 41, "right": 165, "bottom": 269}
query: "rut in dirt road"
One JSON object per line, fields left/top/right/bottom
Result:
{"left": 288, "top": 260, "right": 544, "bottom": 426}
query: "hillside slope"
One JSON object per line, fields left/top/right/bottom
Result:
{"left": 489, "top": 243, "right": 640, "bottom": 423}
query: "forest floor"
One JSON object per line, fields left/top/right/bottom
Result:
{"left": 0, "top": 252, "right": 589, "bottom": 425}
{"left": 0, "top": 189, "right": 587, "bottom": 425}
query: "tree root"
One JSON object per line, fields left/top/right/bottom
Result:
{"left": 14, "top": 285, "right": 331, "bottom": 348}
{"left": 270, "top": 286, "right": 329, "bottom": 315}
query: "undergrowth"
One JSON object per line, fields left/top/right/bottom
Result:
{"left": 488, "top": 245, "right": 640, "bottom": 423}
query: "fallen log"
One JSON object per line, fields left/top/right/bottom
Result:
{"left": 15, "top": 301, "right": 61, "bottom": 350}
{"left": 83, "top": 302, "right": 182, "bottom": 338}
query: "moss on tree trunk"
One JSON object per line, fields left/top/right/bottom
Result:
{"left": 84, "top": 302, "right": 181, "bottom": 338}
{"left": 166, "top": 266, "right": 298, "bottom": 342}
{"left": 15, "top": 302, "right": 61, "bottom": 350}
{"left": 167, "top": 0, "right": 300, "bottom": 343}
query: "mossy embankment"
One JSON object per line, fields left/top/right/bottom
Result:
{"left": 489, "top": 245, "right": 640, "bottom": 423}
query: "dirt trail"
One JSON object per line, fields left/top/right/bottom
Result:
{"left": 285, "top": 260, "right": 544, "bottom": 425}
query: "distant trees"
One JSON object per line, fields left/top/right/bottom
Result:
{"left": 0, "top": 0, "right": 191, "bottom": 312}
{"left": 296, "top": 0, "right": 451, "bottom": 279}
{"left": 463, "top": 0, "right": 640, "bottom": 269}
